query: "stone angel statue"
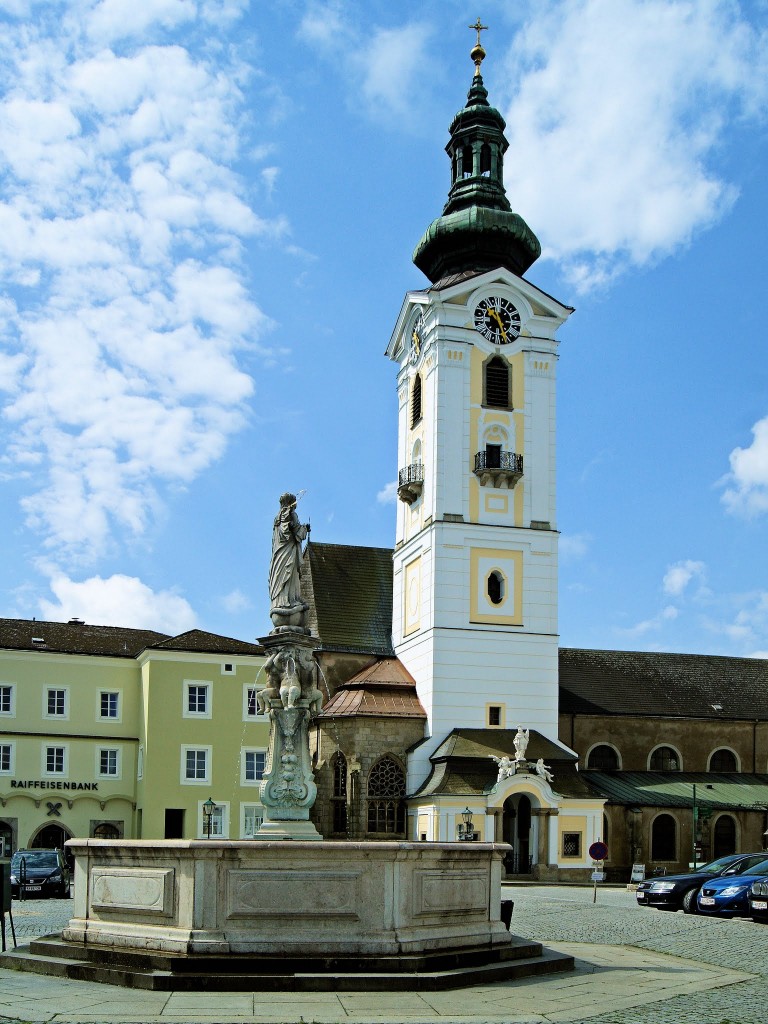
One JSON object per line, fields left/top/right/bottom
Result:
{"left": 490, "top": 754, "right": 516, "bottom": 782}
{"left": 533, "top": 758, "right": 554, "bottom": 783}
{"left": 513, "top": 726, "right": 530, "bottom": 762}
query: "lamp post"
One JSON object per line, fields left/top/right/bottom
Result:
{"left": 202, "top": 797, "right": 217, "bottom": 839}
{"left": 692, "top": 784, "right": 697, "bottom": 870}
{"left": 457, "top": 807, "right": 475, "bottom": 841}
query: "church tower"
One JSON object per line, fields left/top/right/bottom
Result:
{"left": 387, "top": 27, "right": 574, "bottom": 791}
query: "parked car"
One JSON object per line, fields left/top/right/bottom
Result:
{"left": 749, "top": 877, "right": 768, "bottom": 922}
{"left": 9, "top": 848, "right": 71, "bottom": 899}
{"left": 635, "top": 852, "right": 768, "bottom": 913}
{"left": 696, "top": 858, "right": 768, "bottom": 916}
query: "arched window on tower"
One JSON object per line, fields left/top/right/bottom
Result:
{"left": 480, "top": 143, "right": 491, "bottom": 177}
{"left": 452, "top": 150, "right": 459, "bottom": 184}
{"left": 461, "top": 144, "right": 473, "bottom": 178}
{"left": 367, "top": 756, "right": 406, "bottom": 835}
{"left": 331, "top": 751, "right": 347, "bottom": 835}
{"left": 649, "top": 746, "right": 680, "bottom": 771}
{"left": 651, "top": 813, "right": 677, "bottom": 861}
{"left": 587, "top": 745, "right": 620, "bottom": 771}
{"left": 484, "top": 356, "right": 510, "bottom": 408}
{"left": 410, "top": 374, "right": 422, "bottom": 427}
{"left": 709, "top": 748, "right": 738, "bottom": 772}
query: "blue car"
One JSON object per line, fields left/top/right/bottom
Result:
{"left": 697, "top": 857, "right": 768, "bottom": 916}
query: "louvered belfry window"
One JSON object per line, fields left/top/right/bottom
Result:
{"left": 485, "top": 356, "right": 509, "bottom": 407}
{"left": 411, "top": 374, "right": 422, "bottom": 426}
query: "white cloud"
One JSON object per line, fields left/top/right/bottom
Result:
{"left": 355, "top": 23, "right": 434, "bottom": 119}
{"left": 721, "top": 416, "right": 768, "bottom": 517}
{"left": 502, "top": 0, "right": 768, "bottom": 290}
{"left": 617, "top": 603, "right": 679, "bottom": 638}
{"left": 221, "top": 588, "right": 252, "bottom": 614}
{"left": 376, "top": 480, "right": 398, "bottom": 505}
{"left": 663, "top": 559, "right": 706, "bottom": 597}
{"left": 39, "top": 571, "right": 196, "bottom": 634}
{"left": 0, "top": 6, "right": 282, "bottom": 563}
{"left": 703, "top": 590, "right": 768, "bottom": 656}
{"left": 560, "top": 532, "right": 590, "bottom": 561}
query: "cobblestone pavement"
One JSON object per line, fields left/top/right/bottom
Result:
{"left": 0, "top": 885, "right": 765, "bottom": 1023}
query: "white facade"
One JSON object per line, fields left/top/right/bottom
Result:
{"left": 386, "top": 269, "right": 573, "bottom": 790}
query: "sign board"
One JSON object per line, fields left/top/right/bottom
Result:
{"left": 589, "top": 841, "right": 608, "bottom": 861}
{"left": 630, "top": 863, "right": 646, "bottom": 882}
{"left": 591, "top": 871, "right": 606, "bottom": 882}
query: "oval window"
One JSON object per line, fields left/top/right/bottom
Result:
{"left": 488, "top": 570, "right": 504, "bottom": 605}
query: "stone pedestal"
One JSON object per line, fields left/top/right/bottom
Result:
{"left": 254, "top": 631, "right": 322, "bottom": 840}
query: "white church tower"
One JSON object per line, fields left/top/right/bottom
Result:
{"left": 387, "top": 28, "right": 574, "bottom": 792}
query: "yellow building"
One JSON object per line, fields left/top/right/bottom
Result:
{"left": 0, "top": 618, "right": 267, "bottom": 856}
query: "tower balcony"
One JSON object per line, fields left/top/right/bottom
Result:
{"left": 473, "top": 450, "right": 523, "bottom": 489}
{"left": 398, "top": 463, "right": 424, "bottom": 505}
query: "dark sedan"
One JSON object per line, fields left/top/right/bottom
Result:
{"left": 749, "top": 876, "right": 768, "bottom": 922}
{"left": 635, "top": 852, "right": 768, "bottom": 913}
{"left": 10, "top": 848, "right": 71, "bottom": 899}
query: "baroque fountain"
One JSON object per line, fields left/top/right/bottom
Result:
{"left": 0, "top": 495, "right": 572, "bottom": 989}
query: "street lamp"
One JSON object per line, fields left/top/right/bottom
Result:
{"left": 457, "top": 807, "right": 475, "bottom": 841}
{"left": 202, "top": 797, "right": 217, "bottom": 839}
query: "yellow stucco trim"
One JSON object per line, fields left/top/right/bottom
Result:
{"left": 469, "top": 547, "right": 523, "bottom": 625}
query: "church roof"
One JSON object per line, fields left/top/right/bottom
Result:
{"left": 581, "top": 770, "right": 768, "bottom": 810}
{"left": 559, "top": 648, "right": 768, "bottom": 721}
{"left": 318, "top": 657, "right": 426, "bottom": 719}
{"left": 410, "top": 728, "right": 592, "bottom": 800}
{"left": 301, "top": 542, "right": 394, "bottom": 655}
{"left": 0, "top": 617, "right": 170, "bottom": 658}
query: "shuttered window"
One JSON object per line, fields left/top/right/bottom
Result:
{"left": 485, "top": 356, "right": 509, "bottom": 407}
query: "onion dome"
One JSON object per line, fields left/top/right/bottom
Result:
{"left": 413, "top": 23, "right": 541, "bottom": 286}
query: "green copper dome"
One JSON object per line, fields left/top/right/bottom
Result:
{"left": 413, "top": 40, "right": 540, "bottom": 286}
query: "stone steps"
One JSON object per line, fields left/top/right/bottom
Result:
{"left": 0, "top": 935, "right": 574, "bottom": 991}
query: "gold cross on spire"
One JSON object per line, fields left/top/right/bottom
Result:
{"left": 469, "top": 17, "right": 488, "bottom": 75}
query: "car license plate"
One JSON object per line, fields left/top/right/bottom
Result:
{"left": 699, "top": 897, "right": 715, "bottom": 905}
{"left": 24, "top": 885, "right": 42, "bottom": 891}
{"left": 636, "top": 892, "right": 645, "bottom": 899}
{"left": 752, "top": 900, "right": 768, "bottom": 910}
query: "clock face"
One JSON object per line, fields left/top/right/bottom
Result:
{"left": 409, "top": 313, "right": 424, "bottom": 363}
{"left": 474, "top": 297, "right": 521, "bottom": 345}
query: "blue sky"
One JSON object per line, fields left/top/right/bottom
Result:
{"left": 1, "top": 0, "right": 767, "bottom": 657}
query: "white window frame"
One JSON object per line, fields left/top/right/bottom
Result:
{"left": 98, "top": 690, "right": 121, "bottom": 722}
{"left": 198, "top": 800, "right": 229, "bottom": 839}
{"left": 0, "top": 741, "right": 14, "bottom": 774}
{"left": 243, "top": 683, "right": 263, "bottom": 719}
{"left": 97, "top": 747, "right": 121, "bottom": 779}
{"left": 241, "top": 747, "right": 267, "bottom": 786}
{"left": 183, "top": 680, "right": 212, "bottom": 719}
{"left": 43, "top": 686, "right": 69, "bottom": 720}
{"left": 241, "top": 803, "right": 263, "bottom": 839}
{"left": 181, "top": 745, "right": 211, "bottom": 785}
{"left": 43, "top": 744, "right": 68, "bottom": 776}
{"left": 221, "top": 662, "right": 236, "bottom": 676}
{"left": 0, "top": 683, "right": 15, "bottom": 717}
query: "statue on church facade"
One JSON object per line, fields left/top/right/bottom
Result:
{"left": 269, "top": 492, "right": 310, "bottom": 632}
{"left": 490, "top": 754, "right": 516, "bottom": 782}
{"left": 513, "top": 727, "right": 530, "bottom": 762}
{"left": 533, "top": 758, "right": 554, "bottom": 783}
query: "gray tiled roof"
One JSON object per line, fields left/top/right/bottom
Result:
{"left": 559, "top": 648, "right": 768, "bottom": 720}
{"left": 581, "top": 770, "right": 768, "bottom": 809}
{"left": 148, "top": 630, "right": 263, "bottom": 656}
{"left": 0, "top": 617, "right": 170, "bottom": 658}
{"left": 301, "top": 542, "right": 394, "bottom": 655}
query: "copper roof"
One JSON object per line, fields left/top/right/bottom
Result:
{"left": 319, "top": 657, "right": 425, "bottom": 719}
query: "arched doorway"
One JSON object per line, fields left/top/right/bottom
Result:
{"left": 502, "top": 794, "right": 536, "bottom": 874}
{"left": 30, "top": 823, "right": 73, "bottom": 869}
{"left": 712, "top": 815, "right": 737, "bottom": 858}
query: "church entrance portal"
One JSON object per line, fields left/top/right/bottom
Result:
{"left": 502, "top": 794, "right": 535, "bottom": 875}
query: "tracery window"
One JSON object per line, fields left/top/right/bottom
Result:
{"left": 367, "top": 756, "right": 406, "bottom": 834}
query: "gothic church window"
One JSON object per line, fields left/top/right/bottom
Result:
{"left": 331, "top": 751, "right": 348, "bottom": 834}
{"left": 367, "top": 756, "right": 406, "bottom": 835}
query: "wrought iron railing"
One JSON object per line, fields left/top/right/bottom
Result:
{"left": 398, "top": 463, "right": 424, "bottom": 487}
{"left": 474, "top": 451, "right": 523, "bottom": 474}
